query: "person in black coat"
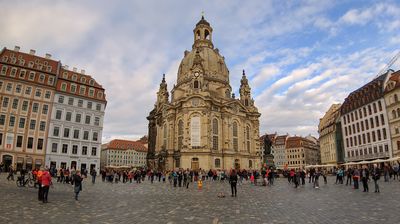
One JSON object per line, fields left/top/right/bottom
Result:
{"left": 372, "top": 164, "right": 381, "bottom": 193}
{"left": 73, "top": 171, "right": 83, "bottom": 200}
{"left": 360, "top": 166, "right": 370, "bottom": 192}
{"left": 229, "top": 170, "right": 238, "bottom": 197}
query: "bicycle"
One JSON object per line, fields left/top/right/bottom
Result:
{"left": 16, "top": 176, "right": 35, "bottom": 187}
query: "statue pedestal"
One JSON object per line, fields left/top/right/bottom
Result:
{"left": 264, "top": 154, "right": 275, "bottom": 168}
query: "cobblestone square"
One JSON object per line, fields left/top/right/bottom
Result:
{"left": 1, "top": 174, "right": 400, "bottom": 224}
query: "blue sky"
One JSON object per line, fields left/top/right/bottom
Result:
{"left": 1, "top": 0, "right": 400, "bottom": 141}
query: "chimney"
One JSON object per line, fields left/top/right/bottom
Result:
{"left": 14, "top": 46, "right": 20, "bottom": 52}
{"left": 29, "top": 49, "right": 36, "bottom": 55}
{"left": 73, "top": 67, "right": 77, "bottom": 72}
{"left": 45, "top": 53, "right": 51, "bottom": 59}
{"left": 81, "top": 69, "right": 85, "bottom": 74}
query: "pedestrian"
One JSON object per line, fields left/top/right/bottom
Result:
{"left": 6, "top": 166, "right": 14, "bottom": 181}
{"left": 346, "top": 168, "right": 352, "bottom": 186}
{"left": 372, "top": 164, "right": 380, "bottom": 193}
{"left": 314, "top": 169, "right": 320, "bottom": 189}
{"left": 360, "top": 166, "right": 369, "bottom": 192}
{"left": 73, "top": 171, "right": 83, "bottom": 200}
{"left": 229, "top": 170, "right": 238, "bottom": 197}
{"left": 41, "top": 168, "right": 52, "bottom": 203}
{"left": 90, "top": 169, "right": 97, "bottom": 184}
{"left": 37, "top": 167, "right": 44, "bottom": 201}
{"left": 353, "top": 168, "right": 360, "bottom": 190}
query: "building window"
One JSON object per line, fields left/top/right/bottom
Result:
{"left": 79, "top": 86, "right": 86, "bottom": 95}
{"left": 42, "top": 104, "right": 48, "bottom": 115}
{"left": 48, "top": 76, "right": 54, "bottom": 85}
{"left": 71, "top": 84, "right": 77, "bottom": 93}
{"left": 85, "top": 115, "right": 91, "bottom": 124}
{"left": 96, "top": 104, "right": 101, "bottom": 111}
{"left": 37, "top": 138, "right": 43, "bottom": 150}
{"left": 21, "top": 101, "right": 28, "bottom": 111}
{"left": 39, "top": 121, "right": 46, "bottom": 131}
{"left": 12, "top": 99, "right": 18, "bottom": 109}
{"left": 39, "top": 74, "right": 45, "bottom": 83}
{"left": 61, "top": 83, "right": 67, "bottom": 91}
{"left": 215, "top": 158, "right": 221, "bottom": 168}
{"left": 29, "top": 72, "right": 35, "bottom": 80}
{"left": 82, "top": 146, "right": 87, "bottom": 155}
{"left": 177, "top": 120, "right": 184, "bottom": 150}
{"left": 66, "top": 112, "right": 72, "bottom": 121}
{"left": 51, "top": 143, "right": 58, "bottom": 153}
{"left": 58, "top": 96, "right": 64, "bottom": 103}
{"left": 27, "top": 137, "right": 33, "bottom": 149}
{"left": 92, "top": 132, "right": 98, "bottom": 141}
{"left": 246, "top": 125, "right": 251, "bottom": 152}
{"left": 62, "top": 144, "right": 68, "bottom": 154}
{"left": 78, "top": 99, "right": 83, "bottom": 107}
{"left": 212, "top": 118, "right": 218, "bottom": 150}
{"left": 75, "top": 114, "right": 81, "bottom": 123}
{"left": 18, "top": 118, "right": 25, "bottom": 128}
{"left": 94, "top": 117, "right": 100, "bottom": 126}
{"left": 68, "top": 97, "right": 74, "bottom": 105}
{"left": 32, "top": 103, "right": 39, "bottom": 113}
{"left": 72, "top": 145, "right": 78, "bottom": 154}
{"left": 16, "top": 136, "right": 23, "bottom": 148}
{"left": 91, "top": 147, "right": 97, "bottom": 156}
{"left": 381, "top": 114, "right": 385, "bottom": 125}
{"left": 55, "top": 110, "right": 62, "bottom": 120}
{"left": 83, "top": 131, "right": 89, "bottom": 140}
{"left": 25, "top": 86, "right": 31, "bottom": 95}
{"left": 1, "top": 65, "right": 7, "bottom": 75}
{"left": 73, "top": 130, "right": 79, "bottom": 139}
{"left": 64, "top": 128, "right": 70, "bottom": 138}
{"left": 87, "top": 101, "right": 92, "bottom": 109}
{"left": 2, "top": 97, "right": 9, "bottom": 108}
{"left": 35, "top": 89, "right": 42, "bottom": 97}
{"left": 53, "top": 127, "right": 59, "bottom": 136}
{"left": 89, "top": 88, "right": 95, "bottom": 97}
{"left": 383, "top": 128, "right": 387, "bottom": 139}
{"left": 6, "top": 83, "right": 12, "bottom": 92}
{"left": 191, "top": 117, "right": 201, "bottom": 147}
{"left": 15, "top": 84, "right": 22, "bottom": 93}
{"left": 29, "top": 119, "right": 36, "bottom": 130}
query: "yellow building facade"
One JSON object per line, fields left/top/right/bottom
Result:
{"left": 318, "top": 104, "right": 341, "bottom": 165}
{"left": 147, "top": 17, "right": 261, "bottom": 171}
{"left": 384, "top": 70, "right": 400, "bottom": 157}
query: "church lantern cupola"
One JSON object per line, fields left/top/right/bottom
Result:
{"left": 156, "top": 74, "right": 169, "bottom": 107}
{"left": 239, "top": 70, "right": 253, "bottom": 107}
{"left": 193, "top": 16, "right": 214, "bottom": 49}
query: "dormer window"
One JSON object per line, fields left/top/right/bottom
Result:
{"left": 2, "top": 56, "right": 8, "bottom": 62}
{"left": 63, "top": 72, "right": 68, "bottom": 79}
{"left": 28, "top": 61, "right": 34, "bottom": 68}
{"left": 81, "top": 77, "right": 86, "bottom": 83}
{"left": 97, "top": 91, "right": 103, "bottom": 99}
{"left": 89, "top": 79, "right": 95, "bottom": 86}
{"left": 72, "top": 74, "right": 77, "bottom": 81}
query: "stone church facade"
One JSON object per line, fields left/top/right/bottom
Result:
{"left": 147, "top": 17, "right": 261, "bottom": 171}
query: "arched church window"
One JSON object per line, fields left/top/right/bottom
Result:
{"left": 212, "top": 118, "right": 218, "bottom": 150}
{"left": 191, "top": 116, "right": 201, "bottom": 147}
{"left": 249, "top": 160, "right": 252, "bottom": 168}
{"left": 246, "top": 125, "right": 251, "bottom": 152}
{"left": 163, "top": 124, "right": 167, "bottom": 149}
{"left": 395, "top": 94, "right": 399, "bottom": 102}
{"left": 178, "top": 120, "right": 184, "bottom": 150}
{"left": 194, "top": 80, "right": 199, "bottom": 89}
{"left": 245, "top": 99, "right": 249, "bottom": 106}
{"left": 233, "top": 121, "right": 238, "bottom": 151}
{"left": 205, "top": 29, "right": 210, "bottom": 40}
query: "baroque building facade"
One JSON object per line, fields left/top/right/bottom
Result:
{"left": 0, "top": 47, "right": 59, "bottom": 171}
{"left": 273, "top": 135, "right": 288, "bottom": 170}
{"left": 147, "top": 17, "right": 261, "bottom": 171}
{"left": 318, "top": 103, "right": 343, "bottom": 165}
{"left": 286, "top": 136, "right": 320, "bottom": 169}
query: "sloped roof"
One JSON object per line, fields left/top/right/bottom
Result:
{"left": 104, "top": 139, "right": 147, "bottom": 152}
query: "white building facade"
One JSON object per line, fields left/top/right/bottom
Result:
{"left": 45, "top": 67, "right": 106, "bottom": 173}
{"left": 100, "top": 139, "right": 147, "bottom": 169}
{"left": 341, "top": 73, "right": 392, "bottom": 162}
{"left": 273, "top": 135, "right": 288, "bottom": 170}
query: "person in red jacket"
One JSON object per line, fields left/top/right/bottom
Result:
{"left": 41, "top": 168, "right": 52, "bottom": 203}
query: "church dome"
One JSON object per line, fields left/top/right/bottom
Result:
{"left": 177, "top": 47, "right": 229, "bottom": 84}
{"left": 176, "top": 17, "right": 229, "bottom": 85}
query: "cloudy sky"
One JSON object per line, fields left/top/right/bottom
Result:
{"left": 1, "top": 0, "right": 400, "bottom": 141}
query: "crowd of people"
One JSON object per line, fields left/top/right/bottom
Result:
{"left": 2, "top": 162, "right": 400, "bottom": 203}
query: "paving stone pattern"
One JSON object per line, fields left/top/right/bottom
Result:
{"left": 1, "top": 174, "right": 400, "bottom": 224}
